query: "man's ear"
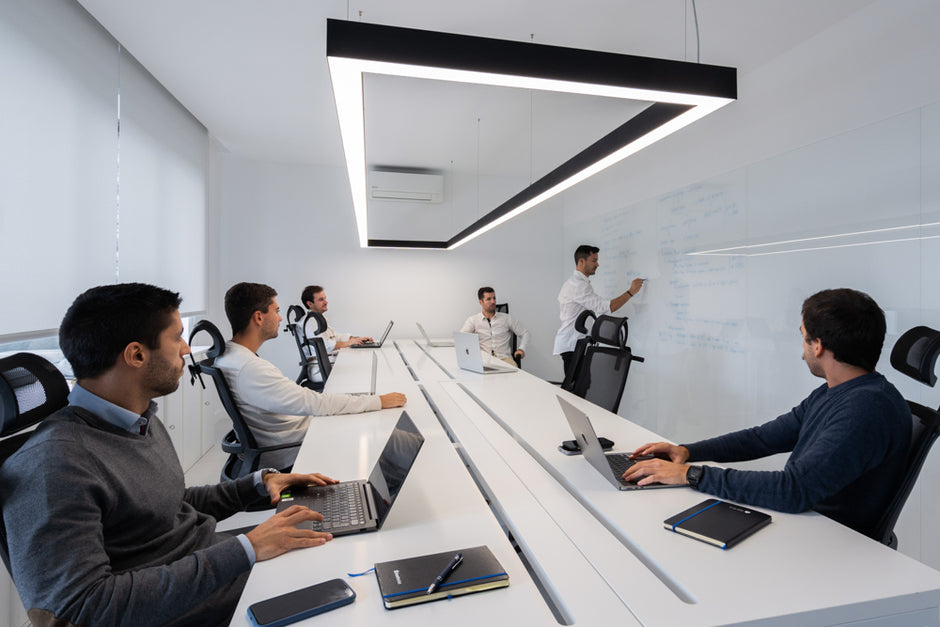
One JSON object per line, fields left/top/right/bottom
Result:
{"left": 123, "top": 342, "right": 147, "bottom": 369}
{"left": 251, "top": 310, "right": 265, "bottom": 327}
{"left": 811, "top": 338, "right": 826, "bottom": 358}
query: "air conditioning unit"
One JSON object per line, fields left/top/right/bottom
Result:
{"left": 369, "top": 170, "right": 444, "bottom": 203}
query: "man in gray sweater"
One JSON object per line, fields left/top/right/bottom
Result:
{"left": 1, "top": 283, "right": 335, "bottom": 626}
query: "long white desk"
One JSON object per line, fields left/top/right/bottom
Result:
{"left": 232, "top": 341, "right": 940, "bottom": 626}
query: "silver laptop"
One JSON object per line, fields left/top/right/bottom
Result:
{"left": 557, "top": 396, "right": 681, "bottom": 491}
{"left": 350, "top": 352, "right": 378, "bottom": 395}
{"left": 453, "top": 331, "right": 516, "bottom": 374}
{"left": 351, "top": 320, "right": 393, "bottom": 348}
{"left": 276, "top": 411, "right": 424, "bottom": 535}
{"left": 416, "top": 322, "right": 454, "bottom": 347}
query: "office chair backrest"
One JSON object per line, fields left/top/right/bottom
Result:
{"left": 494, "top": 302, "right": 522, "bottom": 367}
{"left": 188, "top": 320, "right": 261, "bottom": 480}
{"left": 872, "top": 325, "right": 940, "bottom": 548}
{"left": 890, "top": 325, "right": 940, "bottom": 386}
{"left": 561, "top": 310, "right": 597, "bottom": 392}
{"left": 0, "top": 353, "right": 70, "bottom": 575}
{"left": 570, "top": 314, "right": 644, "bottom": 413}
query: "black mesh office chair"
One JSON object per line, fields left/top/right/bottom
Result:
{"left": 0, "top": 353, "right": 70, "bottom": 575}
{"left": 570, "top": 314, "right": 645, "bottom": 414}
{"left": 560, "top": 310, "right": 597, "bottom": 392}
{"left": 495, "top": 302, "right": 522, "bottom": 368}
{"left": 871, "top": 325, "right": 940, "bottom": 549}
{"left": 284, "top": 306, "right": 331, "bottom": 391}
{"left": 188, "top": 320, "right": 301, "bottom": 481}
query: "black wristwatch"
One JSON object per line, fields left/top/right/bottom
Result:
{"left": 686, "top": 464, "right": 704, "bottom": 489}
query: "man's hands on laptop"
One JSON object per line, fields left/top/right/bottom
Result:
{"left": 380, "top": 392, "right": 407, "bottom": 408}
{"left": 622, "top": 442, "right": 692, "bottom": 486}
{"left": 246, "top": 472, "right": 340, "bottom": 561}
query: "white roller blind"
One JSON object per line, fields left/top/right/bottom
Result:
{"left": 0, "top": 0, "right": 208, "bottom": 337}
{"left": 118, "top": 50, "right": 208, "bottom": 315}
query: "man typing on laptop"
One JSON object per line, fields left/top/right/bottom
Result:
{"left": 1, "top": 283, "right": 337, "bottom": 626}
{"left": 622, "top": 288, "right": 910, "bottom": 538}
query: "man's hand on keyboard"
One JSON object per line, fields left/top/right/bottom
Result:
{"left": 621, "top": 458, "right": 691, "bottom": 487}
{"left": 264, "top": 472, "right": 339, "bottom": 504}
{"left": 247, "top": 505, "right": 333, "bottom": 561}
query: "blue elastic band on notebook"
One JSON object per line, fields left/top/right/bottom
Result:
{"left": 347, "top": 567, "right": 375, "bottom": 577}
{"left": 382, "top": 572, "right": 508, "bottom": 599}
{"left": 670, "top": 499, "right": 721, "bottom": 531}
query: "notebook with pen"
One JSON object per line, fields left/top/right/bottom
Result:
{"left": 374, "top": 545, "right": 509, "bottom": 609}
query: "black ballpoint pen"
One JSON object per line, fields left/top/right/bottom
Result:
{"left": 427, "top": 553, "right": 463, "bottom": 594}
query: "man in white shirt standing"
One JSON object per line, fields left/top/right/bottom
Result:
{"left": 460, "top": 287, "right": 530, "bottom": 367}
{"left": 552, "top": 245, "right": 644, "bottom": 378}
{"left": 216, "top": 282, "right": 406, "bottom": 470}
{"left": 301, "top": 285, "right": 371, "bottom": 350}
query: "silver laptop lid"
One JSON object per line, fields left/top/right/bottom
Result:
{"left": 416, "top": 322, "right": 431, "bottom": 344}
{"left": 370, "top": 352, "right": 377, "bottom": 395}
{"left": 453, "top": 331, "right": 484, "bottom": 373}
{"left": 557, "top": 396, "right": 623, "bottom": 489}
{"left": 375, "top": 320, "right": 393, "bottom": 344}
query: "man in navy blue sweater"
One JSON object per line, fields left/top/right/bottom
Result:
{"left": 623, "top": 288, "right": 910, "bottom": 539}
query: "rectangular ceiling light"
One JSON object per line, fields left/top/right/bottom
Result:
{"left": 327, "top": 19, "right": 736, "bottom": 249}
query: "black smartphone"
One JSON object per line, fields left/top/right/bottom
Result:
{"left": 247, "top": 578, "right": 356, "bottom": 627}
{"left": 558, "top": 437, "right": 615, "bottom": 455}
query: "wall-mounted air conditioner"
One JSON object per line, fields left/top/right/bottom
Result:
{"left": 369, "top": 169, "right": 444, "bottom": 203}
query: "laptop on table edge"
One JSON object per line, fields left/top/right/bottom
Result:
{"left": 351, "top": 320, "right": 394, "bottom": 348}
{"left": 416, "top": 322, "right": 454, "bottom": 347}
{"left": 453, "top": 331, "right": 516, "bottom": 374}
{"left": 349, "top": 352, "right": 378, "bottom": 395}
{"left": 557, "top": 396, "right": 682, "bottom": 491}
{"left": 275, "top": 411, "right": 425, "bottom": 535}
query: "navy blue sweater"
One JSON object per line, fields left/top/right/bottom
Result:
{"left": 684, "top": 372, "right": 910, "bottom": 537}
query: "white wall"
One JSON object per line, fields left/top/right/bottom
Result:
{"left": 214, "top": 157, "right": 566, "bottom": 381}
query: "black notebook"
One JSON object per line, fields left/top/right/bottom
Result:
{"left": 663, "top": 499, "right": 771, "bottom": 549}
{"left": 374, "top": 545, "right": 509, "bottom": 609}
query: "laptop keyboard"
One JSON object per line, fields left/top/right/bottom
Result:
{"left": 297, "top": 482, "right": 367, "bottom": 531}
{"left": 605, "top": 453, "right": 638, "bottom": 485}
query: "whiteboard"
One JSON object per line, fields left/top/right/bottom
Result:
{"left": 565, "top": 102, "right": 940, "bottom": 451}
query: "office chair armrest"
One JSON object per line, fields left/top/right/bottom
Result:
{"left": 632, "top": 354, "right": 645, "bottom": 363}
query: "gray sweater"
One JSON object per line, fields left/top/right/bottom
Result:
{"left": 1, "top": 406, "right": 259, "bottom": 626}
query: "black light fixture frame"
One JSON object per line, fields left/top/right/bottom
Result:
{"left": 327, "top": 19, "right": 737, "bottom": 250}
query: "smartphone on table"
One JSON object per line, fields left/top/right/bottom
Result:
{"left": 248, "top": 578, "right": 355, "bottom": 627}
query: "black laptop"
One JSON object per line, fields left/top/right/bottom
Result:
{"left": 350, "top": 320, "right": 393, "bottom": 348}
{"left": 276, "top": 411, "right": 424, "bottom": 534}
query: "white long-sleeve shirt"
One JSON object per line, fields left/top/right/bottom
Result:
{"left": 552, "top": 270, "right": 611, "bottom": 354}
{"left": 214, "top": 341, "right": 380, "bottom": 468}
{"left": 459, "top": 312, "right": 530, "bottom": 359}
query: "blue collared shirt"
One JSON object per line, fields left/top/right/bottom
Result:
{"left": 67, "top": 384, "right": 261, "bottom": 564}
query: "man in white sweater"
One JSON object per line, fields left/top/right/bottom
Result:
{"left": 216, "top": 282, "right": 406, "bottom": 469}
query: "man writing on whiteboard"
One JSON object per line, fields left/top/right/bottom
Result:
{"left": 552, "top": 244, "right": 644, "bottom": 378}
{"left": 622, "top": 288, "right": 910, "bottom": 539}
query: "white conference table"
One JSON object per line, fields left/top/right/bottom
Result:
{"left": 232, "top": 340, "right": 940, "bottom": 626}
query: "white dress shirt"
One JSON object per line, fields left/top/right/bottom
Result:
{"left": 459, "top": 312, "right": 529, "bottom": 360}
{"left": 553, "top": 270, "right": 611, "bottom": 354}
{"left": 214, "top": 341, "right": 381, "bottom": 468}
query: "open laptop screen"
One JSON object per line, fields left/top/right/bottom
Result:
{"left": 367, "top": 411, "right": 425, "bottom": 526}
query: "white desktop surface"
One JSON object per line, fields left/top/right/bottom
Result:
{"left": 232, "top": 341, "right": 940, "bottom": 626}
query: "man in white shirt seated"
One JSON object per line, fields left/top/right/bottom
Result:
{"left": 552, "top": 244, "right": 644, "bottom": 378}
{"left": 301, "top": 284, "right": 372, "bottom": 350}
{"left": 459, "top": 287, "right": 530, "bottom": 367}
{"left": 216, "top": 282, "right": 406, "bottom": 470}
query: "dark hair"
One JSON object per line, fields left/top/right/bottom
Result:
{"left": 301, "top": 285, "right": 323, "bottom": 308}
{"left": 801, "top": 288, "right": 886, "bottom": 372}
{"left": 477, "top": 286, "right": 495, "bottom": 301}
{"left": 59, "top": 283, "right": 182, "bottom": 380}
{"left": 574, "top": 245, "right": 599, "bottom": 264}
{"left": 225, "top": 282, "right": 277, "bottom": 336}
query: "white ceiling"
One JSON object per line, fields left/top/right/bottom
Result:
{"left": 76, "top": 0, "right": 874, "bottom": 170}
